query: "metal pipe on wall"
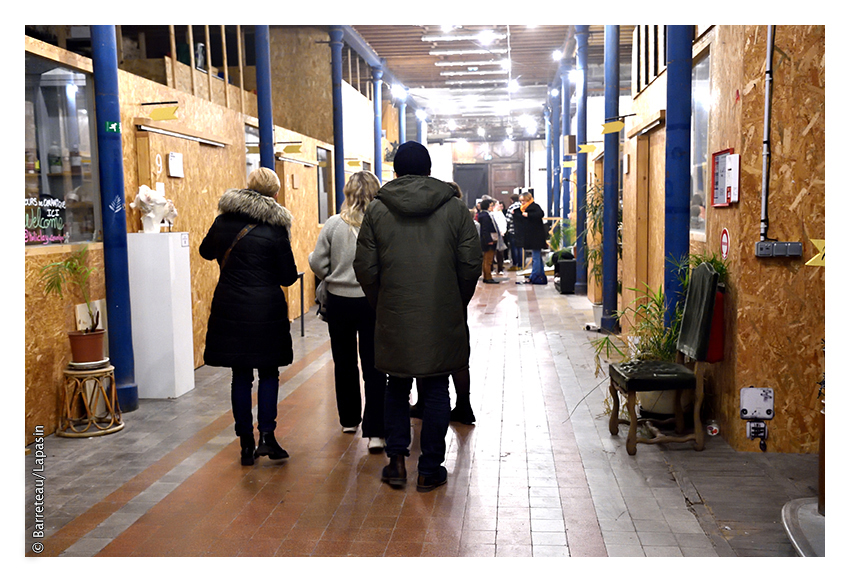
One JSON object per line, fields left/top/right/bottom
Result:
{"left": 761, "top": 25, "right": 776, "bottom": 242}
{"left": 574, "top": 25, "right": 589, "bottom": 295}
{"left": 601, "top": 25, "right": 620, "bottom": 332}
{"left": 90, "top": 25, "right": 138, "bottom": 411}
{"left": 663, "top": 25, "right": 694, "bottom": 327}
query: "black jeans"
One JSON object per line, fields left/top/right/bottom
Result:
{"left": 385, "top": 374, "right": 450, "bottom": 476}
{"left": 231, "top": 366, "right": 279, "bottom": 437}
{"left": 326, "top": 292, "right": 387, "bottom": 437}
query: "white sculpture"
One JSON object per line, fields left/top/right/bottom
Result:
{"left": 130, "top": 185, "right": 177, "bottom": 233}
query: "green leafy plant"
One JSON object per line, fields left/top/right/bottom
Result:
{"left": 578, "top": 181, "right": 605, "bottom": 287}
{"left": 546, "top": 218, "right": 576, "bottom": 266}
{"left": 40, "top": 246, "right": 100, "bottom": 333}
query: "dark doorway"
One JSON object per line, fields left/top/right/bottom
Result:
{"left": 453, "top": 164, "right": 488, "bottom": 209}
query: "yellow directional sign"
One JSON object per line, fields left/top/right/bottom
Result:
{"left": 602, "top": 120, "right": 624, "bottom": 134}
{"left": 347, "top": 160, "right": 362, "bottom": 167}
{"left": 283, "top": 144, "right": 302, "bottom": 154}
{"left": 578, "top": 144, "right": 596, "bottom": 154}
{"left": 562, "top": 161, "right": 576, "bottom": 168}
{"left": 806, "top": 239, "right": 825, "bottom": 267}
{"left": 247, "top": 145, "right": 260, "bottom": 154}
{"left": 150, "top": 106, "right": 179, "bottom": 121}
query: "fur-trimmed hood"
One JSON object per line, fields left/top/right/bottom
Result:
{"left": 218, "top": 188, "right": 293, "bottom": 229}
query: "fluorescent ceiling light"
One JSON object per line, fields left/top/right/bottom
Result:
{"left": 415, "top": 109, "right": 428, "bottom": 121}
{"left": 421, "top": 31, "right": 506, "bottom": 43}
{"left": 508, "top": 79, "right": 520, "bottom": 93}
{"left": 440, "top": 70, "right": 509, "bottom": 77}
{"left": 430, "top": 48, "right": 508, "bottom": 56}
{"left": 435, "top": 60, "right": 504, "bottom": 67}
{"left": 446, "top": 78, "right": 511, "bottom": 86}
{"left": 552, "top": 49, "right": 563, "bottom": 61}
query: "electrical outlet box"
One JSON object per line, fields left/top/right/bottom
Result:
{"left": 740, "top": 387, "right": 774, "bottom": 420}
{"left": 755, "top": 241, "right": 803, "bottom": 258}
{"left": 747, "top": 421, "right": 768, "bottom": 440}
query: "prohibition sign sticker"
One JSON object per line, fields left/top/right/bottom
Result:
{"left": 720, "top": 228, "right": 730, "bottom": 260}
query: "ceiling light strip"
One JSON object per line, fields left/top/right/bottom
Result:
{"left": 429, "top": 48, "right": 508, "bottom": 56}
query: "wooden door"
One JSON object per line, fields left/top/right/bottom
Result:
{"left": 490, "top": 162, "right": 523, "bottom": 207}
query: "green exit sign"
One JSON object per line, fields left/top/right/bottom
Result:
{"left": 105, "top": 121, "right": 121, "bottom": 133}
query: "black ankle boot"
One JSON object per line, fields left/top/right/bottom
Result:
{"left": 240, "top": 435, "right": 255, "bottom": 466}
{"left": 255, "top": 431, "right": 289, "bottom": 460}
{"left": 381, "top": 454, "right": 407, "bottom": 488}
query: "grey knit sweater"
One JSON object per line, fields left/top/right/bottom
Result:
{"left": 308, "top": 214, "right": 365, "bottom": 298}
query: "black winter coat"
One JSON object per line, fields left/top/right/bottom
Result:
{"left": 478, "top": 211, "right": 497, "bottom": 251}
{"left": 200, "top": 188, "right": 299, "bottom": 369}
{"left": 354, "top": 175, "right": 482, "bottom": 378}
{"left": 513, "top": 201, "right": 548, "bottom": 250}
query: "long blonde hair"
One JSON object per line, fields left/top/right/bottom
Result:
{"left": 340, "top": 171, "right": 380, "bottom": 229}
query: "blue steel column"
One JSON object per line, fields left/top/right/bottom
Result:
{"left": 601, "top": 25, "right": 620, "bottom": 332}
{"left": 664, "top": 26, "right": 694, "bottom": 326}
{"left": 329, "top": 27, "right": 346, "bottom": 212}
{"left": 561, "top": 64, "right": 572, "bottom": 244}
{"left": 254, "top": 26, "right": 275, "bottom": 170}
{"left": 398, "top": 97, "right": 407, "bottom": 146}
{"left": 90, "top": 25, "right": 138, "bottom": 411}
{"left": 574, "top": 25, "right": 589, "bottom": 295}
{"left": 372, "top": 65, "right": 383, "bottom": 182}
{"left": 551, "top": 87, "right": 561, "bottom": 218}
{"left": 544, "top": 106, "right": 552, "bottom": 215}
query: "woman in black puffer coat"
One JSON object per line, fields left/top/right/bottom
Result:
{"left": 200, "top": 167, "right": 299, "bottom": 465}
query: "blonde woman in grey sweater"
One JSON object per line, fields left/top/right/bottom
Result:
{"left": 309, "top": 171, "right": 387, "bottom": 452}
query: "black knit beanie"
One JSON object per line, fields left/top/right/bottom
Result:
{"left": 393, "top": 141, "right": 431, "bottom": 177}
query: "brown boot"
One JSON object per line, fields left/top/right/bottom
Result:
{"left": 381, "top": 454, "right": 407, "bottom": 488}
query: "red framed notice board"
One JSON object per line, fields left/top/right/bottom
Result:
{"left": 711, "top": 148, "right": 739, "bottom": 207}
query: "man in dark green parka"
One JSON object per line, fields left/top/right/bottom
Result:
{"left": 354, "top": 141, "right": 482, "bottom": 492}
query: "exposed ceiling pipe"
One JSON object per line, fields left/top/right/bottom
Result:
{"left": 760, "top": 25, "right": 776, "bottom": 242}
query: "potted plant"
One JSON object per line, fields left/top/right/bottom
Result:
{"left": 40, "top": 246, "right": 105, "bottom": 364}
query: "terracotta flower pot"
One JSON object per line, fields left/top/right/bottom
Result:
{"left": 68, "top": 329, "right": 105, "bottom": 363}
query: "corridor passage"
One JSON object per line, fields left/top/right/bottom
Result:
{"left": 25, "top": 271, "right": 817, "bottom": 559}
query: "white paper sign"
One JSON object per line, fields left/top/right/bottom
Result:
{"left": 168, "top": 152, "right": 184, "bottom": 178}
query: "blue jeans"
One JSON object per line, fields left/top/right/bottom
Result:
{"left": 530, "top": 250, "right": 547, "bottom": 284}
{"left": 231, "top": 366, "right": 279, "bottom": 436}
{"left": 384, "top": 374, "right": 450, "bottom": 476}
{"left": 510, "top": 239, "right": 523, "bottom": 266}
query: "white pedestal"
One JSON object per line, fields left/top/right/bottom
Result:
{"left": 127, "top": 232, "right": 195, "bottom": 399}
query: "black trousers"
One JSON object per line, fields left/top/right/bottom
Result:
{"left": 326, "top": 292, "right": 387, "bottom": 437}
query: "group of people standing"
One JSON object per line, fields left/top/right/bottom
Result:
{"left": 478, "top": 189, "right": 549, "bottom": 286}
{"left": 200, "top": 141, "right": 549, "bottom": 492}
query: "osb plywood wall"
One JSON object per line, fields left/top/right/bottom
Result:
{"left": 118, "top": 69, "right": 247, "bottom": 370}
{"left": 25, "top": 36, "right": 334, "bottom": 442}
{"left": 710, "top": 25, "right": 825, "bottom": 453}
{"left": 274, "top": 125, "right": 334, "bottom": 322}
{"left": 623, "top": 71, "right": 668, "bottom": 327}
{"left": 269, "top": 26, "right": 334, "bottom": 145}
{"left": 25, "top": 244, "right": 106, "bottom": 441}
{"left": 619, "top": 26, "right": 824, "bottom": 453}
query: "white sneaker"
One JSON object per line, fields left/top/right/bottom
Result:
{"left": 367, "top": 437, "right": 386, "bottom": 452}
{"left": 342, "top": 426, "right": 358, "bottom": 433}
